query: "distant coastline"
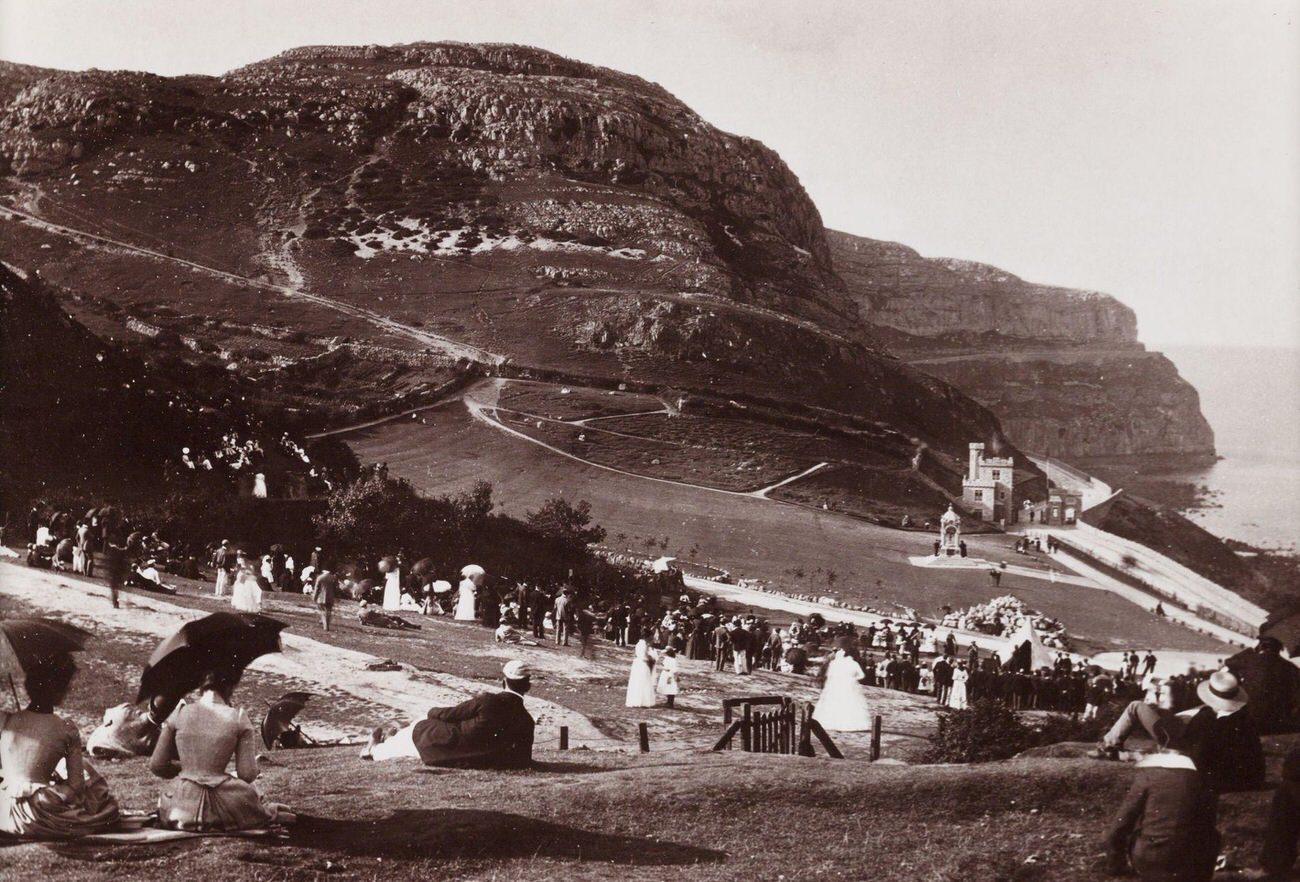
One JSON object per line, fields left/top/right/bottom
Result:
{"left": 1081, "top": 345, "right": 1300, "bottom": 555}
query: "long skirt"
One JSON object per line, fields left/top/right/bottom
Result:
{"left": 947, "top": 681, "right": 969, "bottom": 710}
{"left": 157, "top": 775, "right": 278, "bottom": 832}
{"left": 230, "top": 574, "right": 262, "bottom": 612}
{"left": 625, "top": 660, "right": 657, "bottom": 707}
{"left": 0, "top": 763, "right": 120, "bottom": 838}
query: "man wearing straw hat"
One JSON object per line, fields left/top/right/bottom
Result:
{"left": 1097, "top": 668, "right": 1264, "bottom": 794}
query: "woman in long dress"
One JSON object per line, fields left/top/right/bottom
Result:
{"left": 947, "top": 662, "right": 970, "bottom": 710}
{"left": 656, "top": 646, "right": 680, "bottom": 709}
{"left": 229, "top": 554, "right": 262, "bottom": 613}
{"left": 150, "top": 664, "right": 293, "bottom": 831}
{"left": 0, "top": 656, "right": 120, "bottom": 838}
{"left": 455, "top": 565, "right": 483, "bottom": 621}
{"left": 381, "top": 559, "right": 402, "bottom": 612}
{"left": 625, "top": 628, "right": 658, "bottom": 708}
{"left": 812, "top": 644, "right": 873, "bottom": 732}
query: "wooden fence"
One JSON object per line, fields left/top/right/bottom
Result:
{"left": 713, "top": 695, "right": 867, "bottom": 759}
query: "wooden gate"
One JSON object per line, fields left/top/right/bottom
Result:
{"left": 713, "top": 696, "right": 845, "bottom": 758}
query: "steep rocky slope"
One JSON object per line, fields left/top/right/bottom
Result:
{"left": 0, "top": 43, "right": 1025, "bottom": 505}
{"left": 829, "top": 231, "right": 1215, "bottom": 459}
{"left": 0, "top": 262, "right": 195, "bottom": 502}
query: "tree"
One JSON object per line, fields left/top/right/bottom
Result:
{"left": 526, "top": 497, "right": 606, "bottom": 548}
{"left": 449, "top": 480, "right": 495, "bottom": 526}
{"left": 314, "top": 472, "right": 432, "bottom": 561}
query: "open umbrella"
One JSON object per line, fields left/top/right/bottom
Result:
{"left": 0, "top": 618, "right": 93, "bottom": 677}
{"left": 261, "top": 691, "right": 315, "bottom": 749}
{"left": 0, "top": 618, "right": 93, "bottom": 706}
{"left": 411, "top": 558, "right": 436, "bottom": 577}
{"left": 138, "top": 612, "right": 286, "bottom": 704}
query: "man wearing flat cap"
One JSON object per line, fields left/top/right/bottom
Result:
{"left": 363, "top": 661, "right": 535, "bottom": 769}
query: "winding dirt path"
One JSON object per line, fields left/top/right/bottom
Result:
{"left": 0, "top": 203, "right": 505, "bottom": 365}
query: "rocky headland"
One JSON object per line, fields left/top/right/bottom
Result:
{"left": 829, "top": 230, "right": 1216, "bottom": 460}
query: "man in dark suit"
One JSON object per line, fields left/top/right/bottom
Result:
{"left": 933, "top": 656, "right": 953, "bottom": 704}
{"left": 1103, "top": 748, "right": 1218, "bottom": 881}
{"left": 1226, "top": 637, "right": 1300, "bottom": 733}
{"left": 528, "top": 586, "right": 548, "bottom": 639}
{"left": 363, "top": 661, "right": 535, "bottom": 769}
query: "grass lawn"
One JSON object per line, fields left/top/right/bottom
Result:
{"left": 343, "top": 402, "right": 1229, "bottom": 656}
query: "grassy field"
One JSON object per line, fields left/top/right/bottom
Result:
{"left": 343, "top": 401, "right": 1228, "bottom": 655}
{"left": 494, "top": 407, "right": 812, "bottom": 492}
{"left": 0, "top": 578, "right": 1290, "bottom": 882}
{"left": 496, "top": 381, "right": 666, "bottom": 421}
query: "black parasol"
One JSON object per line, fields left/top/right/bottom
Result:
{"left": 0, "top": 618, "right": 93, "bottom": 677}
{"left": 260, "top": 690, "right": 313, "bottom": 749}
{"left": 137, "top": 612, "right": 286, "bottom": 703}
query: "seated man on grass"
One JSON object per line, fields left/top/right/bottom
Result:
{"left": 1096, "top": 668, "right": 1264, "bottom": 795}
{"left": 356, "top": 600, "right": 421, "bottom": 631}
{"left": 361, "top": 661, "right": 534, "bottom": 769}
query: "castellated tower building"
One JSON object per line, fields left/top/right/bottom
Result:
{"left": 962, "top": 442, "right": 1016, "bottom": 524}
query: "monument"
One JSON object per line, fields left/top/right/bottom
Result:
{"left": 939, "top": 505, "right": 961, "bottom": 556}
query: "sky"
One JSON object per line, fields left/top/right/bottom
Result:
{"left": 2, "top": 0, "right": 1297, "bottom": 348}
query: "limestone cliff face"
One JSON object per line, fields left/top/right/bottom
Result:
{"left": 828, "top": 231, "right": 1215, "bottom": 459}
{"left": 915, "top": 352, "right": 1215, "bottom": 458}
{"left": 829, "top": 232, "right": 1137, "bottom": 343}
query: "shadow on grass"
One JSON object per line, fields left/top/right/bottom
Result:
{"left": 293, "top": 809, "right": 726, "bottom": 865}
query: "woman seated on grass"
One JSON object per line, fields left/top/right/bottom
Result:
{"left": 0, "top": 656, "right": 121, "bottom": 838}
{"left": 148, "top": 663, "right": 295, "bottom": 831}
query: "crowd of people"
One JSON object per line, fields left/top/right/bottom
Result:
{"left": 11, "top": 503, "right": 1300, "bottom": 878}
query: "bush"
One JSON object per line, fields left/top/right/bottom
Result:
{"left": 920, "top": 700, "right": 1035, "bottom": 763}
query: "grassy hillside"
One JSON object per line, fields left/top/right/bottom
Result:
{"left": 0, "top": 574, "right": 1288, "bottom": 882}
{"left": 341, "top": 398, "right": 1227, "bottom": 654}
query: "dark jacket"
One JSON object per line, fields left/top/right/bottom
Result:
{"left": 1226, "top": 648, "right": 1300, "bottom": 732}
{"left": 1182, "top": 706, "right": 1265, "bottom": 793}
{"left": 411, "top": 690, "right": 534, "bottom": 769}
{"left": 1261, "top": 748, "right": 1300, "bottom": 877}
{"left": 1104, "top": 755, "right": 1219, "bottom": 882}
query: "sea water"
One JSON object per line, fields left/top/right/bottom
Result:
{"left": 1162, "top": 346, "right": 1300, "bottom": 553}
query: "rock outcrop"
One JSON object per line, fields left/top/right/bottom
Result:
{"left": 831, "top": 232, "right": 1137, "bottom": 343}
{"left": 828, "top": 231, "right": 1215, "bottom": 459}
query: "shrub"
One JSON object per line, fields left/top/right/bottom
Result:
{"left": 920, "top": 700, "right": 1035, "bottom": 763}
{"left": 526, "top": 496, "right": 606, "bottom": 549}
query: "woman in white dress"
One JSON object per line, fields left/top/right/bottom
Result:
{"left": 229, "top": 554, "right": 262, "bottom": 613}
{"left": 812, "top": 640, "right": 873, "bottom": 732}
{"left": 252, "top": 472, "right": 268, "bottom": 499}
{"left": 380, "top": 558, "right": 402, "bottom": 612}
{"left": 656, "top": 646, "right": 680, "bottom": 709}
{"left": 947, "top": 662, "right": 970, "bottom": 710}
{"left": 625, "top": 628, "right": 657, "bottom": 708}
{"left": 455, "top": 565, "right": 483, "bottom": 621}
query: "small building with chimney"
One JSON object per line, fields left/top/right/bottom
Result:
{"left": 962, "top": 442, "right": 1016, "bottom": 524}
